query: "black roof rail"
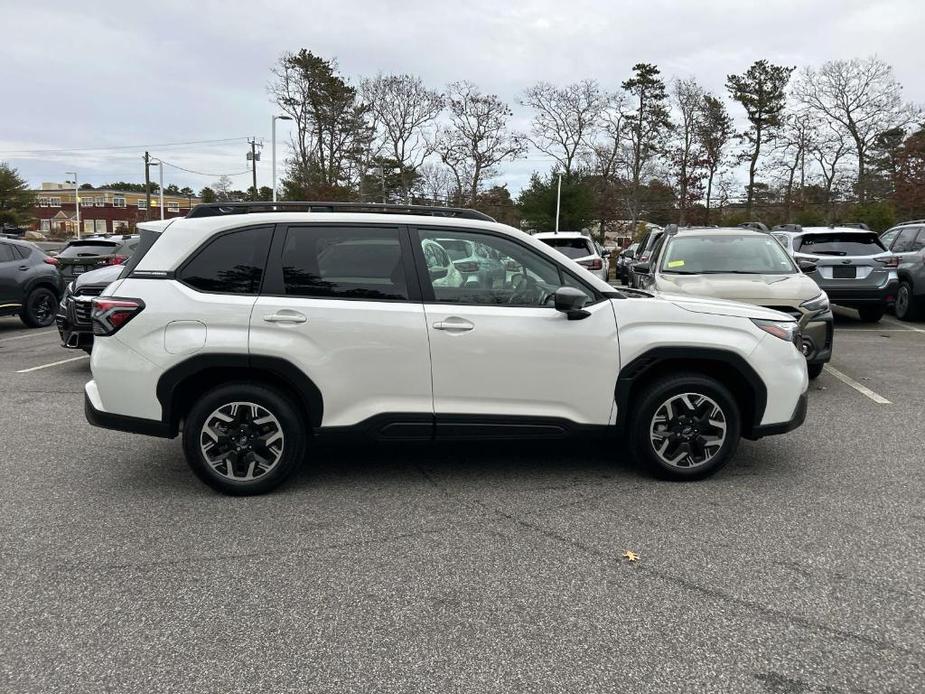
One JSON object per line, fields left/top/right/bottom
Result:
{"left": 772, "top": 224, "right": 802, "bottom": 233}
{"left": 837, "top": 222, "right": 870, "bottom": 230}
{"left": 185, "top": 201, "right": 495, "bottom": 222}
{"left": 738, "top": 222, "right": 769, "bottom": 232}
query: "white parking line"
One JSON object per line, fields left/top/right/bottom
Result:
{"left": 15, "top": 355, "right": 89, "bottom": 373}
{"left": 0, "top": 329, "right": 58, "bottom": 344}
{"left": 823, "top": 365, "right": 891, "bottom": 405}
{"left": 880, "top": 316, "right": 925, "bottom": 334}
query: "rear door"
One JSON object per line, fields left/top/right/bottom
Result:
{"left": 412, "top": 226, "right": 620, "bottom": 428}
{"left": 0, "top": 242, "right": 22, "bottom": 308}
{"left": 250, "top": 223, "right": 433, "bottom": 429}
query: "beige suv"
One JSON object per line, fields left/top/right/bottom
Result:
{"left": 633, "top": 227, "right": 833, "bottom": 378}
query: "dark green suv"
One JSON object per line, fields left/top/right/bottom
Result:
{"left": 55, "top": 235, "right": 140, "bottom": 281}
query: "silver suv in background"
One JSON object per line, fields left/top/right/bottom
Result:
{"left": 772, "top": 226, "right": 898, "bottom": 322}
{"left": 879, "top": 220, "right": 925, "bottom": 321}
{"left": 534, "top": 232, "right": 609, "bottom": 281}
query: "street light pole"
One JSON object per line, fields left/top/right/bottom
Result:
{"left": 554, "top": 173, "right": 563, "bottom": 233}
{"left": 150, "top": 160, "right": 164, "bottom": 220}
{"left": 272, "top": 115, "right": 292, "bottom": 203}
{"left": 65, "top": 171, "right": 80, "bottom": 239}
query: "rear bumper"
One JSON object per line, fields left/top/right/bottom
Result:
{"left": 84, "top": 383, "right": 173, "bottom": 438}
{"left": 748, "top": 392, "right": 807, "bottom": 439}
{"left": 816, "top": 278, "right": 898, "bottom": 308}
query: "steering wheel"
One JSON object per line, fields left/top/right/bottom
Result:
{"left": 508, "top": 275, "right": 547, "bottom": 305}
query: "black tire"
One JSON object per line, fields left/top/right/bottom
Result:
{"left": 807, "top": 362, "right": 824, "bottom": 380}
{"left": 894, "top": 282, "right": 923, "bottom": 321}
{"left": 630, "top": 372, "right": 741, "bottom": 481}
{"left": 856, "top": 307, "right": 885, "bottom": 323}
{"left": 182, "top": 382, "right": 308, "bottom": 495}
{"left": 20, "top": 287, "right": 57, "bottom": 328}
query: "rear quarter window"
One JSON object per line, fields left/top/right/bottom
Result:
{"left": 179, "top": 226, "right": 272, "bottom": 294}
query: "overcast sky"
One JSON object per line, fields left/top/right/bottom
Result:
{"left": 1, "top": 0, "right": 923, "bottom": 195}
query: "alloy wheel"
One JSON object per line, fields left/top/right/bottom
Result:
{"left": 896, "top": 286, "right": 910, "bottom": 318}
{"left": 649, "top": 392, "right": 727, "bottom": 469}
{"left": 199, "top": 402, "right": 284, "bottom": 481}
{"left": 32, "top": 294, "right": 55, "bottom": 325}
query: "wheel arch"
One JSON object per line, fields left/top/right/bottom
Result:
{"left": 615, "top": 347, "right": 767, "bottom": 439}
{"left": 156, "top": 354, "right": 324, "bottom": 435}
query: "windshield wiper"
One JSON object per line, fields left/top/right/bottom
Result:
{"left": 661, "top": 269, "right": 700, "bottom": 275}
{"left": 698, "top": 270, "right": 765, "bottom": 274}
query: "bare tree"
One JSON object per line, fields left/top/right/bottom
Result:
{"left": 794, "top": 56, "right": 921, "bottom": 201}
{"left": 810, "top": 121, "right": 852, "bottom": 223}
{"left": 521, "top": 80, "right": 607, "bottom": 176}
{"left": 770, "top": 111, "right": 814, "bottom": 222}
{"left": 434, "top": 81, "right": 527, "bottom": 206}
{"left": 668, "top": 78, "right": 705, "bottom": 224}
{"left": 589, "top": 92, "right": 628, "bottom": 182}
{"left": 696, "top": 94, "right": 734, "bottom": 225}
{"left": 361, "top": 74, "right": 444, "bottom": 201}
{"left": 415, "top": 162, "right": 454, "bottom": 204}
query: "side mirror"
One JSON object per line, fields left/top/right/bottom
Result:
{"left": 797, "top": 260, "right": 817, "bottom": 274}
{"left": 554, "top": 286, "right": 590, "bottom": 321}
{"left": 623, "top": 250, "right": 635, "bottom": 260}
{"left": 428, "top": 266, "right": 448, "bottom": 281}
{"left": 633, "top": 262, "right": 651, "bottom": 275}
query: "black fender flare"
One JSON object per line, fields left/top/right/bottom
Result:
{"left": 156, "top": 354, "right": 324, "bottom": 433}
{"left": 614, "top": 347, "right": 768, "bottom": 434}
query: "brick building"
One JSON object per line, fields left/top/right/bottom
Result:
{"left": 30, "top": 182, "right": 201, "bottom": 237}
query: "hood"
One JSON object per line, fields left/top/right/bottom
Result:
{"left": 659, "top": 292, "right": 795, "bottom": 321}
{"left": 656, "top": 273, "right": 818, "bottom": 304}
{"left": 73, "top": 263, "right": 123, "bottom": 289}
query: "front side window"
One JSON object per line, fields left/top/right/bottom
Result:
{"left": 879, "top": 227, "right": 901, "bottom": 249}
{"left": 180, "top": 226, "right": 272, "bottom": 294}
{"left": 281, "top": 226, "right": 408, "bottom": 301}
{"left": 416, "top": 228, "right": 591, "bottom": 307}
{"left": 660, "top": 234, "right": 796, "bottom": 275}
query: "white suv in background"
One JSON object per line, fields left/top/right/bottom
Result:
{"left": 85, "top": 203, "right": 808, "bottom": 495}
{"left": 534, "top": 231, "right": 609, "bottom": 281}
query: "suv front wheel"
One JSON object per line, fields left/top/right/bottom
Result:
{"left": 630, "top": 373, "right": 741, "bottom": 480}
{"left": 182, "top": 383, "right": 307, "bottom": 495}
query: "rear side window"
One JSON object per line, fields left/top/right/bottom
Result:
{"left": 892, "top": 227, "right": 925, "bottom": 253}
{"left": 121, "top": 229, "right": 162, "bottom": 277}
{"left": 0, "top": 244, "right": 14, "bottom": 262}
{"left": 540, "top": 237, "right": 594, "bottom": 259}
{"left": 180, "top": 226, "right": 272, "bottom": 294}
{"left": 794, "top": 233, "right": 885, "bottom": 256}
{"left": 281, "top": 226, "right": 408, "bottom": 301}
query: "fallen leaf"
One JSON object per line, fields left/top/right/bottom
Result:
{"left": 623, "top": 550, "right": 639, "bottom": 562}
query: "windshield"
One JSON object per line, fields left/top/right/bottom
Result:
{"left": 437, "top": 239, "right": 472, "bottom": 261}
{"left": 660, "top": 235, "right": 797, "bottom": 275}
{"left": 794, "top": 233, "right": 886, "bottom": 256}
{"left": 540, "top": 237, "right": 593, "bottom": 259}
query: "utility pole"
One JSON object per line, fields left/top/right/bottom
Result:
{"left": 143, "top": 152, "right": 152, "bottom": 221}
{"left": 554, "top": 173, "right": 563, "bottom": 233}
{"left": 65, "top": 171, "right": 80, "bottom": 239}
{"left": 247, "top": 138, "right": 260, "bottom": 200}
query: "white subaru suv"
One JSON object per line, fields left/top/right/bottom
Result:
{"left": 85, "top": 203, "right": 808, "bottom": 495}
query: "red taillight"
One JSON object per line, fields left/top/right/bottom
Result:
{"left": 455, "top": 261, "right": 479, "bottom": 273}
{"left": 91, "top": 297, "right": 145, "bottom": 336}
{"left": 108, "top": 255, "right": 127, "bottom": 265}
{"left": 579, "top": 258, "right": 603, "bottom": 271}
{"left": 878, "top": 256, "right": 899, "bottom": 268}
{"left": 43, "top": 256, "right": 59, "bottom": 266}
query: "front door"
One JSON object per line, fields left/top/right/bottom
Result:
{"left": 412, "top": 227, "right": 621, "bottom": 427}
{"left": 250, "top": 224, "right": 433, "bottom": 429}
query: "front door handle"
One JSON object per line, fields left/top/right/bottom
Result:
{"left": 19, "top": 265, "right": 29, "bottom": 271}
{"left": 263, "top": 311, "right": 307, "bottom": 324}
{"left": 433, "top": 318, "right": 474, "bottom": 332}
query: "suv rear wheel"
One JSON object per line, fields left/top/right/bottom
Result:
{"left": 895, "top": 282, "right": 922, "bottom": 321}
{"left": 630, "top": 373, "right": 741, "bottom": 480}
{"left": 182, "top": 383, "right": 307, "bottom": 495}
{"left": 20, "top": 287, "right": 57, "bottom": 328}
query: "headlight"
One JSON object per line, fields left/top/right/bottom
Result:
{"left": 752, "top": 318, "right": 801, "bottom": 348}
{"left": 800, "top": 292, "right": 829, "bottom": 313}
{"left": 65, "top": 281, "right": 75, "bottom": 297}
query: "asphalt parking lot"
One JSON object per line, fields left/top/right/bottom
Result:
{"left": 1, "top": 312, "right": 923, "bottom": 693}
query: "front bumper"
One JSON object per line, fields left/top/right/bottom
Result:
{"left": 801, "top": 311, "right": 834, "bottom": 365}
{"left": 749, "top": 392, "right": 807, "bottom": 439}
{"left": 55, "top": 297, "right": 94, "bottom": 350}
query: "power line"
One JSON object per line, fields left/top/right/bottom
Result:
{"left": 0, "top": 136, "right": 251, "bottom": 156}
{"left": 157, "top": 159, "right": 252, "bottom": 178}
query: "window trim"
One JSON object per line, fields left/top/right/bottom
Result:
{"left": 175, "top": 224, "right": 275, "bottom": 296}
{"left": 409, "top": 224, "right": 603, "bottom": 308}
{"left": 259, "top": 223, "right": 421, "bottom": 303}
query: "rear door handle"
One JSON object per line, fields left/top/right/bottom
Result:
{"left": 433, "top": 318, "right": 474, "bottom": 332}
{"left": 18, "top": 265, "right": 29, "bottom": 271}
{"left": 263, "top": 311, "right": 307, "bottom": 324}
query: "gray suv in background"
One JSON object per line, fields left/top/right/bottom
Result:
{"left": 772, "top": 226, "right": 898, "bottom": 322}
{"left": 879, "top": 220, "right": 925, "bottom": 321}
